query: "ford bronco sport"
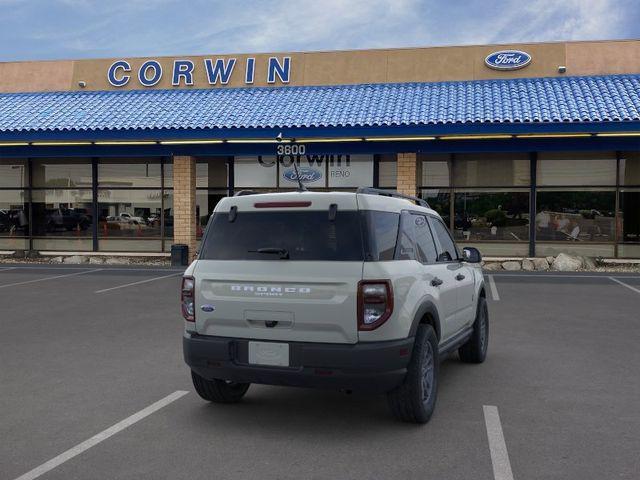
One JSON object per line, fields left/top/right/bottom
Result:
{"left": 182, "top": 188, "right": 488, "bottom": 423}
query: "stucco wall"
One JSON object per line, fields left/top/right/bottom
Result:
{"left": 0, "top": 40, "right": 638, "bottom": 93}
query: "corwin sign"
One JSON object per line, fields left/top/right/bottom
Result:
{"left": 484, "top": 50, "right": 532, "bottom": 71}
{"left": 107, "top": 57, "right": 291, "bottom": 87}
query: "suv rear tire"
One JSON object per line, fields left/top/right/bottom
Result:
{"left": 458, "top": 296, "right": 489, "bottom": 364}
{"left": 191, "top": 370, "right": 250, "bottom": 403}
{"left": 387, "top": 324, "right": 439, "bottom": 424}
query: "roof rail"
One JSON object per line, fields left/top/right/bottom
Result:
{"left": 356, "top": 187, "right": 430, "bottom": 209}
{"left": 234, "top": 190, "right": 258, "bottom": 197}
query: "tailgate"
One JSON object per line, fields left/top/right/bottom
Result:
{"left": 194, "top": 260, "right": 362, "bottom": 344}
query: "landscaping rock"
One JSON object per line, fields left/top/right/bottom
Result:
{"left": 482, "top": 262, "right": 502, "bottom": 271}
{"left": 532, "top": 258, "right": 550, "bottom": 271}
{"left": 104, "top": 257, "right": 131, "bottom": 265}
{"left": 545, "top": 256, "right": 555, "bottom": 264}
{"left": 583, "top": 256, "right": 597, "bottom": 270}
{"left": 502, "top": 261, "right": 521, "bottom": 271}
{"left": 521, "top": 258, "right": 535, "bottom": 271}
{"left": 63, "top": 255, "right": 88, "bottom": 264}
{"left": 89, "top": 257, "right": 105, "bottom": 265}
{"left": 551, "top": 253, "right": 582, "bottom": 271}
{"left": 49, "top": 256, "right": 64, "bottom": 263}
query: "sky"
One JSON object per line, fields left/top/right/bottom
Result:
{"left": 0, "top": 0, "right": 638, "bottom": 61}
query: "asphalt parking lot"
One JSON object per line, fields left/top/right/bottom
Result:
{"left": 1, "top": 265, "right": 639, "bottom": 480}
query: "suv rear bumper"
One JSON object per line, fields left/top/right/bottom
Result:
{"left": 183, "top": 332, "right": 414, "bottom": 393}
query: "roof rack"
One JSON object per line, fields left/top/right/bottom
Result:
{"left": 356, "top": 187, "right": 431, "bottom": 208}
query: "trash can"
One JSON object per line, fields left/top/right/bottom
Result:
{"left": 171, "top": 244, "right": 189, "bottom": 267}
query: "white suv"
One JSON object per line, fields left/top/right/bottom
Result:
{"left": 182, "top": 188, "right": 488, "bottom": 423}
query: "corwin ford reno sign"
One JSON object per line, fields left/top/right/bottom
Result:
{"left": 484, "top": 50, "right": 532, "bottom": 71}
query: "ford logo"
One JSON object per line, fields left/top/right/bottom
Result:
{"left": 282, "top": 167, "right": 323, "bottom": 183}
{"left": 485, "top": 50, "right": 532, "bottom": 71}
{"left": 200, "top": 304, "right": 215, "bottom": 312}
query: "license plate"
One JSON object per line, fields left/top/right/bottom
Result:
{"left": 248, "top": 341, "right": 290, "bottom": 367}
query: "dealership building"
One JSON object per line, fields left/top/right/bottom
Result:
{"left": 0, "top": 39, "right": 639, "bottom": 258}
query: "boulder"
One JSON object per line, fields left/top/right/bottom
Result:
{"left": 545, "top": 256, "right": 555, "bottom": 264}
{"left": 49, "top": 256, "right": 64, "bottom": 263}
{"left": 521, "top": 258, "right": 535, "bottom": 271}
{"left": 532, "top": 258, "right": 550, "bottom": 271}
{"left": 583, "top": 256, "right": 597, "bottom": 270}
{"left": 89, "top": 257, "right": 105, "bottom": 265}
{"left": 63, "top": 255, "right": 88, "bottom": 264}
{"left": 502, "top": 261, "right": 521, "bottom": 271}
{"left": 483, "top": 262, "right": 502, "bottom": 271}
{"left": 551, "top": 253, "right": 582, "bottom": 271}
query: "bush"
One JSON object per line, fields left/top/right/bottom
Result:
{"left": 484, "top": 209, "right": 507, "bottom": 227}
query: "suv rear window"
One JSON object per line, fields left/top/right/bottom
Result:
{"left": 200, "top": 210, "right": 364, "bottom": 261}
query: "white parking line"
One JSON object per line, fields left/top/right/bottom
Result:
{"left": 0, "top": 269, "right": 100, "bottom": 290}
{"left": 13, "top": 390, "right": 188, "bottom": 480}
{"left": 488, "top": 275, "right": 500, "bottom": 301}
{"left": 483, "top": 405, "right": 514, "bottom": 480}
{"left": 95, "top": 272, "right": 182, "bottom": 294}
{"left": 608, "top": 276, "right": 640, "bottom": 295}
{"left": 0, "top": 267, "right": 17, "bottom": 272}
{"left": 488, "top": 273, "right": 640, "bottom": 279}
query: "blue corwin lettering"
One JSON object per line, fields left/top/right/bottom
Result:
{"left": 172, "top": 60, "right": 194, "bottom": 86}
{"left": 107, "top": 60, "right": 131, "bottom": 87}
{"left": 205, "top": 58, "right": 237, "bottom": 85}
{"left": 138, "top": 60, "right": 163, "bottom": 87}
{"left": 267, "top": 57, "right": 291, "bottom": 84}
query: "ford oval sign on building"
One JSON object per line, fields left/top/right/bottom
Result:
{"left": 282, "top": 167, "right": 323, "bottom": 184}
{"left": 485, "top": 50, "right": 532, "bottom": 70}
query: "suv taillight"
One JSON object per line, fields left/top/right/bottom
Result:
{"left": 358, "top": 280, "right": 393, "bottom": 331}
{"left": 181, "top": 276, "right": 195, "bottom": 322}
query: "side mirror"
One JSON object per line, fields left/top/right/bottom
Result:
{"left": 462, "top": 247, "right": 482, "bottom": 263}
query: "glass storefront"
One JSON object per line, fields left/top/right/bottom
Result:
{"left": 1, "top": 150, "right": 639, "bottom": 257}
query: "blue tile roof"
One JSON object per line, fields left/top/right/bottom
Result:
{"left": 0, "top": 74, "right": 638, "bottom": 134}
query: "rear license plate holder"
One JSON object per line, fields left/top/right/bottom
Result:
{"left": 248, "top": 341, "right": 290, "bottom": 367}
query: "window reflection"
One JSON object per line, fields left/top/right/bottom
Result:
{"left": 453, "top": 191, "right": 529, "bottom": 242}
{"left": 31, "top": 190, "right": 93, "bottom": 237}
{"left": 98, "top": 190, "right": 162, "bottom": 238}
{"left": 536, "top": 191, "right": 615, "bottom": 242}
{"left": 620, "top": 190, "right": 640, "bottom": 243}
{"left": 0, "top": 190, "right": 28, "bottom": 237}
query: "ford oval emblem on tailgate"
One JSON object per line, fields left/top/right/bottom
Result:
{"left": 200, "top": 304, "right": 215, "bottom": 312}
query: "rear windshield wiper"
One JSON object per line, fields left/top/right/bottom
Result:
{"left": 248, "top": 247, "right": 290, "bottom": 259}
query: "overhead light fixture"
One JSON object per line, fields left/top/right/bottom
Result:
{"left": 365, "top": 136, "right": 436, "bottom": 141}
{"left": 296, "top": 137, "right": 364, "bottom": 143}
{"left": 226, "top": 139, "right": 277, "bottom": 144}
{"left": 596, "top": 132, "right": 640, "bottom": 137}
{"left": 93, "top": 141, "right": 157, "bottom": 145}
{"left": 31, "top": 141, "right": 93, "bottom": 146}
{"left": 159, "top": 139, "right": 224, "bottom": 145}
{"left": 0, "top": 142, "right": 29, "bottom": 146}
{"left": 515, "top": 133, "right": 592, "bottom": 139}
{"left": 438, "top": 134, "right": 513, "bottom": 140}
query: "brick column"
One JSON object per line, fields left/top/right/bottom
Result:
{"left": 396, "top": 153, "right": 420, "bottom": 197}
{"left": 172, "top": 156, "right": 197, "bottom": 258}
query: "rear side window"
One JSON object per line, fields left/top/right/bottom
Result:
{"left": 395, "top": 211, "right": 437, "bottom": 263}
{"left": 200, "top": 210, "right": 364, "bottom": 261}
{"left": 429, "top": 217, "right": 458, "bottom": 262}
{"left": 361, "top": 211, "right": 400, "bottom": 261}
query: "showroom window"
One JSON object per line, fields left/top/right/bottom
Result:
{"left": 0, "top": 159, "right": 28, "bottom": 250}
{"left": 378, "top": 154, "right": 397, "bottom": 189}
{"left": 233, "top": 154, "right": 375, "bottom": 191}
{"left": 31, "top": 158, "right": 93, "bottom": 251}
{"left": 536, "top": 151, "right": 617, "bottom": 257}
{"left": 420, "top": 153, "right": 530, "bottom": 256}
{"left": 618, "top": 151, "right": 640, "bottom": 258}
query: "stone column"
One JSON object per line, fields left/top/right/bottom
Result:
{"left": 172, "top": 155, "right": 197, "bottom": 258}
{"left": 396, "top": 153, "right": 420, "bottom": 197}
